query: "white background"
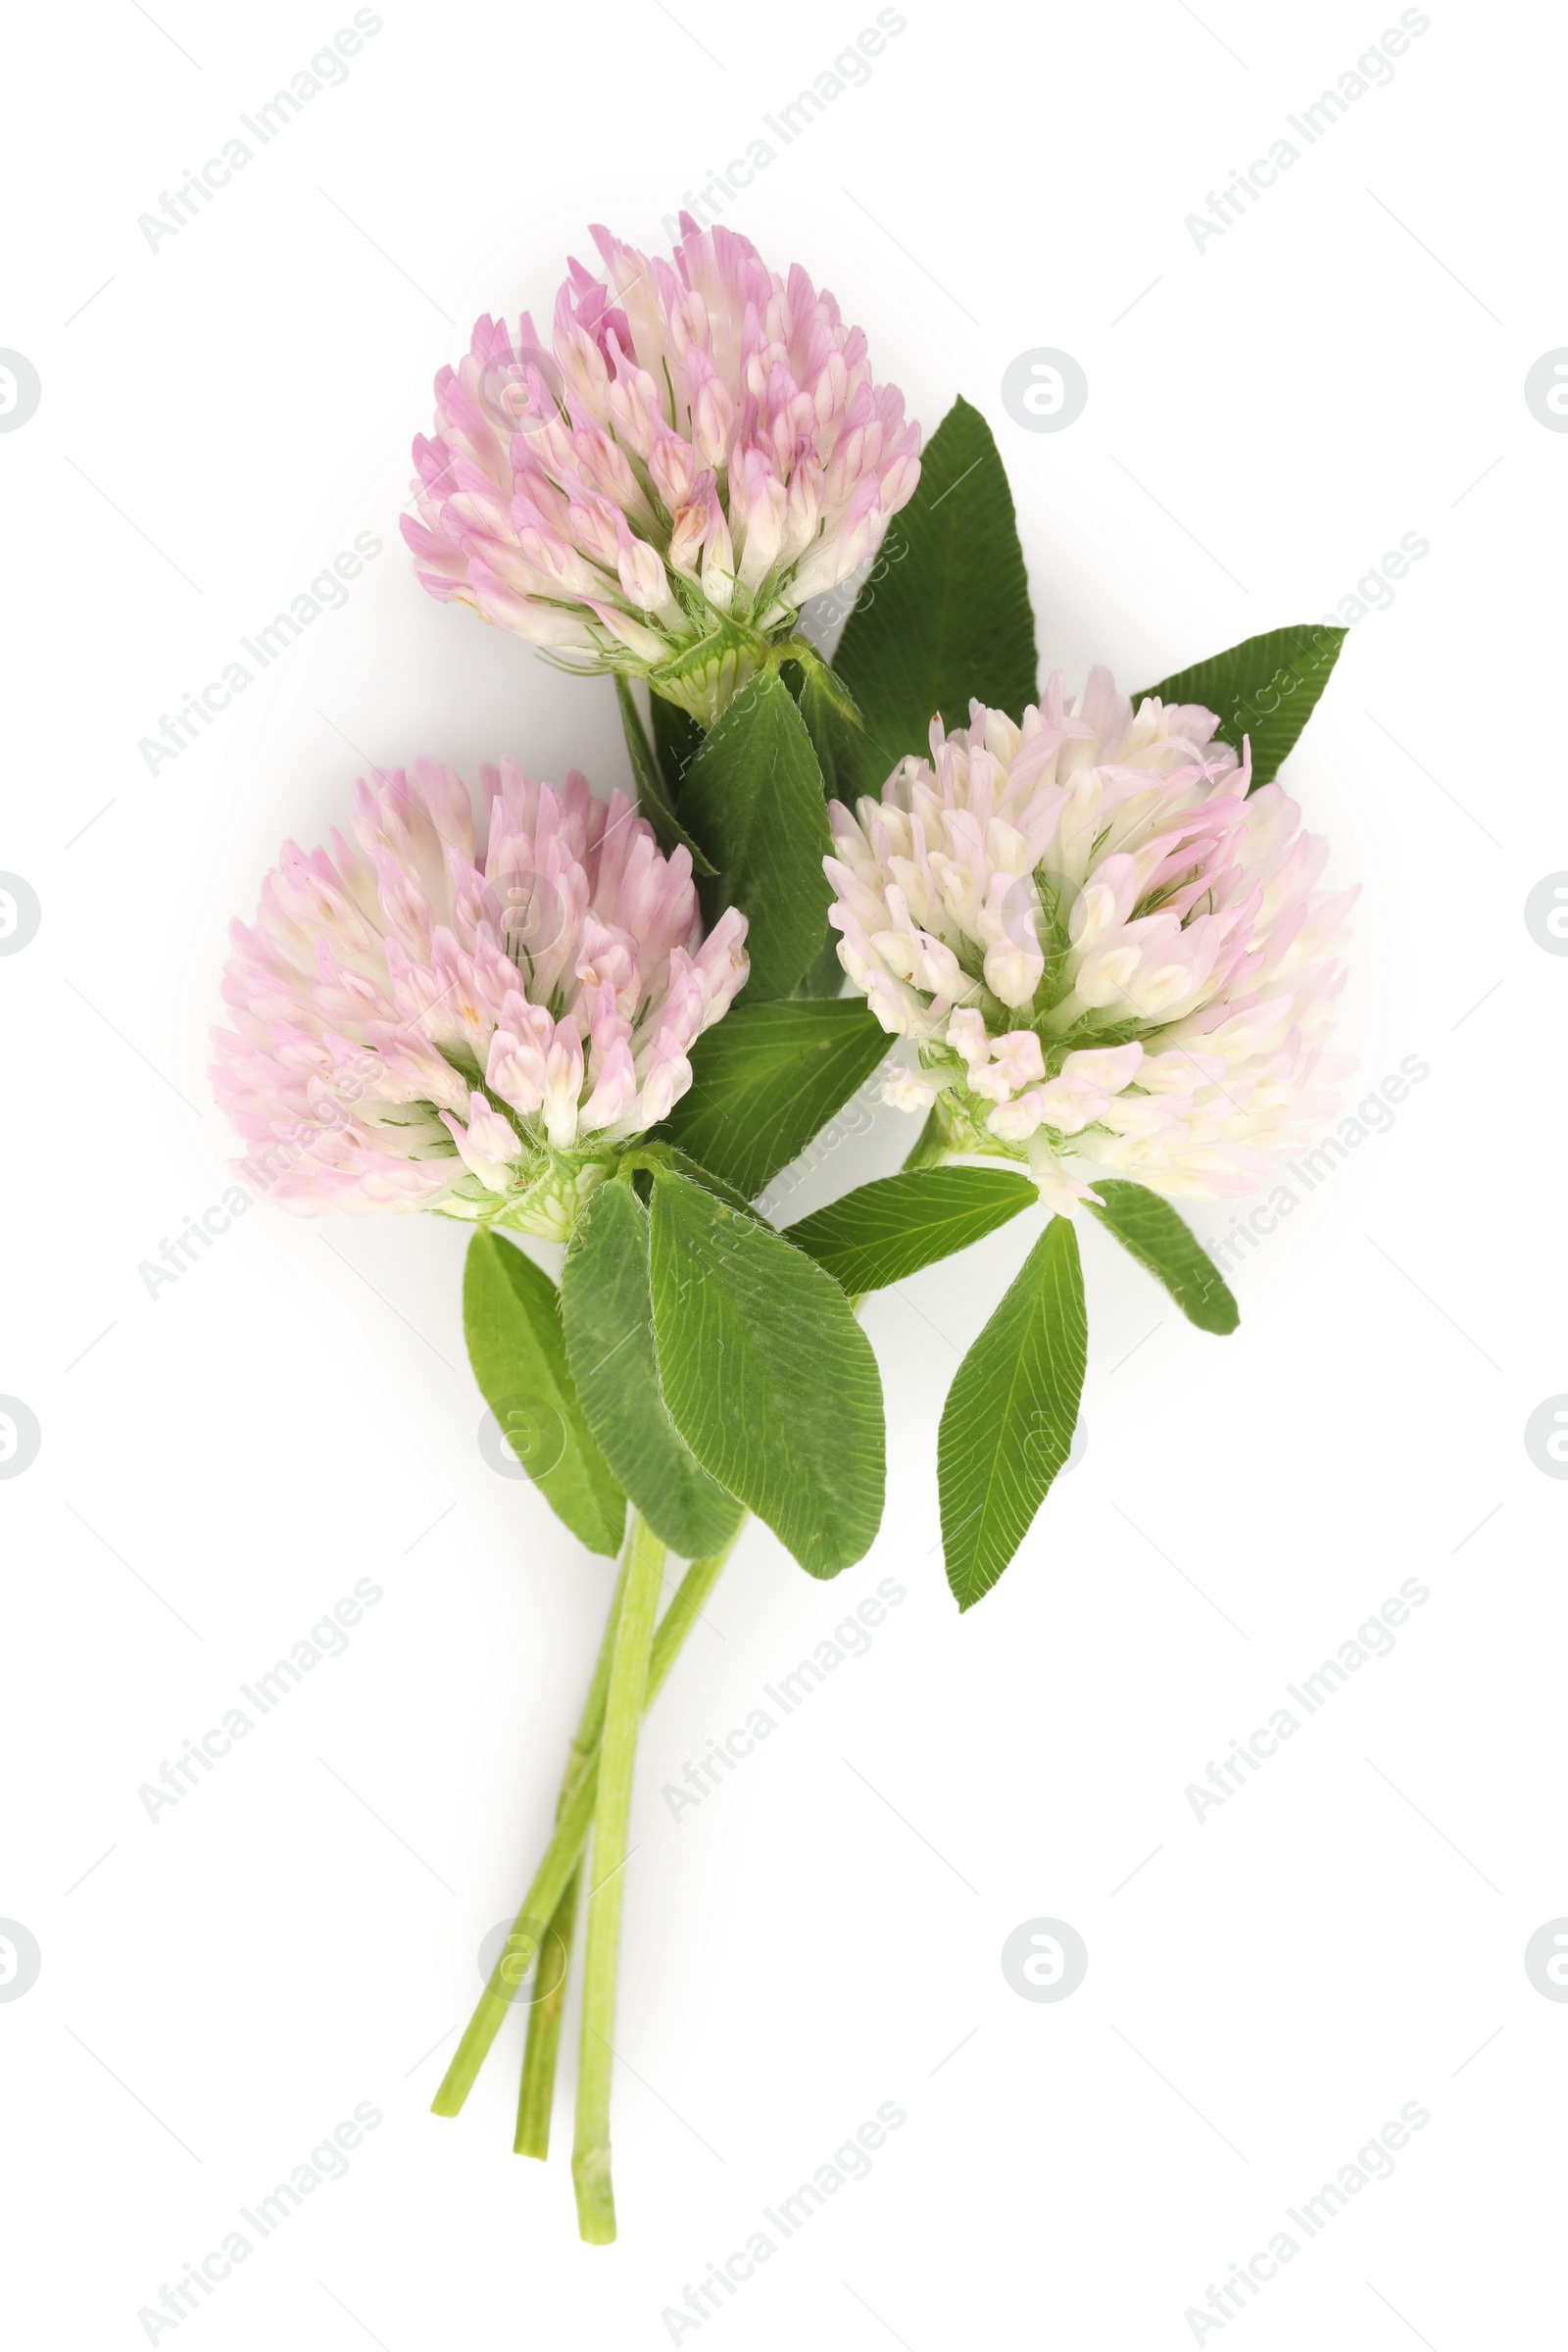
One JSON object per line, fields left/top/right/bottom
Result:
{"left": 4, "top": 2, "right": 1564, "bottom": 2345}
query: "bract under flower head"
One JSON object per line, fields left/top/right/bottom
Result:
{"left": 404, "top": 220, "right": 921, "bottom": 726}
{"left": 825, "top": 674, "right": 1354, "bottom": 1210}
{"left": 212, "top": 760, "right": 749, "bottom": 1237}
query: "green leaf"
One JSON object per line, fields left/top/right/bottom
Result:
{"left": 652, "top": 693, "right": 705, "bottom": 803}
{"left": 787, "top": 1166, "right": 1036, "bottom": 1295}
{"left": 832, "top": 395, "right": 1038, "bottom": 766}
{"left": 795, "top": 929, "right": 846, "bottom": 1000}
{"left": 796, "top": 654, "right": 890, "bottom": 802}
{"left": 657, "top": 1146, "right": 763, "bottom": 1222}
{"left": 648, "top": 1170, "right": 885, "bottom": 1577}
{"left": 614, "top": 677, "right": 715, "bottom": 876}
{"left": 1134, "top": 624, "right": 1347, "bottom": 790}
{"left": 938, "top": 1218, "right": 1087, "bottom": 1611}
{"left": 652, "top": 998, "right": 888, "bottom": 1200}
{"left": 562, "top": 1178, "right": 746, "bottom": 1559}
{"left": 1087, "top": 1178, "right": 1238, "bottom": 1335}
{"left": 677, "top": 672, "right": 834, "bottom": 1001}
{"left": 463, "top": 1232, "right": 626, "bottom": 1557}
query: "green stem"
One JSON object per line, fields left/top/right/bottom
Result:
{"left": 570, "top": 1543, "right": 632, "bottom": 1757}
{"left": 571, "top": 1510, "right": 666, "bottom": 2243}
{"left": 513, "top": 1537, "right": 628, "bottom": 2158}
{"left": 645, "top": 1537, "right": 736, "bottom": 1704}
{"left": 430, "top": 1524, "right": 744, "bottom": 2121}
{"left": 903, "top": 1105, "right": 952, "bottom": 1171}
{"left": 773, "top": 634, "right": 846, "bottom": 703}
{"left": 432, "top": 1769, "right": 598, "bottom": 2120}
{"left": 513, "top": 1862, "right": 580, "bottom": 2158}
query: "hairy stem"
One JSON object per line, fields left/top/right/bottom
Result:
{"left": 571, "top": 1510, "right": 666, "bottom": 2243}
{"left": 430, "top": 1525, "right": 744, "bottom": 2120}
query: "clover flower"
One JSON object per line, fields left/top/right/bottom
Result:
{"left": 212, "top": 760, "right": 749, "bottom": 1235}
{"left": 824, "top": 673, "right": 1353, "bottom": 1210}
{"left": 403, "top": 219, "right": 921, "bottom": 726}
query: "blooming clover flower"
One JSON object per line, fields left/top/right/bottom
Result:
{"left": 824, "top": 672, "right": 1353, "bottom": 1210}
{"left": 212, "top": 760, "right": 749, "bottom": 1235}
{"left": 404, "top": 220, "right": 921, "bottom": 726}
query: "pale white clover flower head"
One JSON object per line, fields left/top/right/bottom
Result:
{"left": 824, "top": 671, "right": 1354, "bottom": 1213}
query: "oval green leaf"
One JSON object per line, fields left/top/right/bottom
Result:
{"left": 464, "top": 1231, "right": 626, "bottom": 1557}
{"left": 1087, "top": 1179, "right": 1238, "bottom": 1335}
{"left": 652, "top": 998, "right": 888, "bottom": 1200}
{"left": 614, "top": 676, "right": 715, "bottom": 875}
{"left": 1134, "top": 623, "right": 1347, "bottom": 790}
{"left": 652, "top": 692, "right": 705, "bottom": 802}
{"left": 797, "top": 653, "right": 890, "bottom": 803}
{"left": 787, "top": 1166, "right": 1037, "bottom": 1294}
{"left": 648, "top": 1169, "right": 885, "bottom": 1577}
{"left": 938, "top": 1216, "right": 1088, "bottom": 1612}
{"left": 657, "top": 1145, "right": 763, "bottom": 1222}
{"left": 832, "top": 394, "right": 1039, "bottom": 767}
{"left": 677, "top": 672, "right": 835, "bottom": 1002}
{"left": 562, "top": 1178, "right": 745, "bottom": 1560}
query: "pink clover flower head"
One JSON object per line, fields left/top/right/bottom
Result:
{"left": 824, "top": 673, "right": 1354, "bottom": 1212}
{"left": 212, "top": 760, "right": 749, "bottom": 1235}
{"left": 404, "top": 220, "right": 921, "bottom": 725}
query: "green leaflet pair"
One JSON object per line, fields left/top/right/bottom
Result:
{"left": 465, "top": 1089, "right": 1237, "bottom": 1612}
{"left": 463, "top": 999, "right": 893, "bottom": 1578}
{"left": 468, "top": 1157, "right": 880, "bottom": 1582}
